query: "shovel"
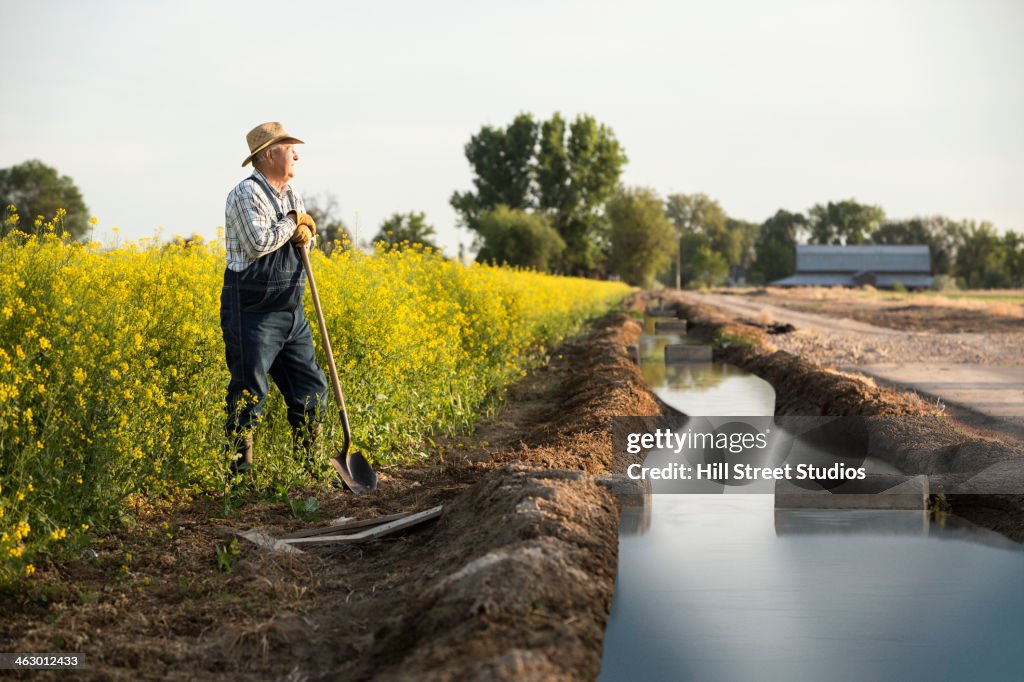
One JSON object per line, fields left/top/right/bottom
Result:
{"left": 297, "top": 245, "right": 378, "bottom": 494}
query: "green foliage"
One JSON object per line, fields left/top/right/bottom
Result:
{"left": 929, "top": 274, "right": 959, "bottom": 292}
{"left": 475, "top": 206, "right": 565, "bottom": 272}
{"left": 688, "top": 245, "right": 729, "bottom": 288}
{"left": 809, "top": 199, "right": 885, "bottom": 246}
{"left": 749, "top": 210, "right": 806, "bottom": 284}
{"left": 712, "top": 328, "right": 758, "bottom": 348}
{"left": 452, "top": 112, "right": 627, "bottom": 276}
{"left": 871, "top": 216, "right": 963, "bottom": 276}
{"left": 0, "top": 226, "right": 629, "bottom": 585}
{"left": 725, "top": 218, "right": 760, "bottom": 269}
{"left": 956, "top": 221, "right": 1011, "bottom": 288}
{"left": 450, "top": 113, "right": 538, "bottom": 230}
{"left": 664, "top": 193, "right": 735, "bottom": 288}
{"left": 0, "top": 160, "right": 90, "bottom": 240}
{"left": 606, "top": 186, "right": 675, "bottom": 287}
{"left": 215, "top": 538, "right": 241, "bottom": 574}
{"left": 304, "top": 193, "right": 353, "bottom": 256}
{"left": 289, "top": 496, "right": 320, "bottom": 522}
{"left": 665, "top": 193, "right": 732, "bottom": 260}
{"left": 373, "top": 211, "right": 438, "bottom": 250}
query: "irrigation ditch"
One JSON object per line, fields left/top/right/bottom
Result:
{"left": 665, "top": 292, "right": 1024, "bottom": 544}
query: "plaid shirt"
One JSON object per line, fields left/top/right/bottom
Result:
{"left": 224, "top": 169, "right": 306, "bottom": 272}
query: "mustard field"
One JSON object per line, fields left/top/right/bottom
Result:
{"left": 0, "top": 215, "right": 629, "bottom": 582}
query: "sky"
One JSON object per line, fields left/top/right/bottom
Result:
{"left": 2, "top": 0, "right": 1022, "bottom": 254}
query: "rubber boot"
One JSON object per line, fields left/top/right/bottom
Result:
{"left": 293, "top": 422, "right": 323, "bottom": 472}
{"left": 229, "top": 432, "right": 254, "bottom": 476}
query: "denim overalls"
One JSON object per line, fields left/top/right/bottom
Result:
{"left": 220, "top": 175, "right": 329, "bottom": 439}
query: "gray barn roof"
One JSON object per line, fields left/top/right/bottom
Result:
{"left": 795, "top": 245, "right": 931, "bottom": 273}
{"left": 771, "top": 244, "right": 933, "bottom": 288}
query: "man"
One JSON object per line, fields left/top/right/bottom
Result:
{"left": 221, "top": 121, "right": 329, "bottom": 476}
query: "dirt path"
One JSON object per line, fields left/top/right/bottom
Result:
{"left": 0, "top": 306, "right": 661, "bottom": 681}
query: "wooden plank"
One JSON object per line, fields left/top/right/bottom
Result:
{"left": 236, "top": 529, "right": 305, "bottom": 555}
{"left": 282, "top": 511, "right": 413, "bottom": 539}
{"left": 282, "top": 506, "right": 443, "bottom": 545}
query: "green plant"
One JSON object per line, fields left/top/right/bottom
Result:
{"left": 289, "top": 496, "right": 320, "bottom": 523}
{"left": 215, "top": 537, "right": 240, "bottom": 574}
{"left": 712, "top": 328, "right": 758, "bottom": 349}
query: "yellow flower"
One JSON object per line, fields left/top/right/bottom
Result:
{"left": 38, "top": 337, "right": 51, "bottom": 351}
{"left": 89, "top": 216, "right": 99, "bottom": 226}
{"left": 10, "top": 546, "right": 24, "bottom": 557}
{"left": 23, "top": 564, "right": 35, "bottom": 577}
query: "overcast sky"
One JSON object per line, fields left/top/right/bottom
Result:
{"left": 2, "top": 0, "right": 1022, "bottom": 252}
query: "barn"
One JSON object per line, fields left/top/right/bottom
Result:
{"left": 771, "top": 245, "right": 933, "bottom": 289}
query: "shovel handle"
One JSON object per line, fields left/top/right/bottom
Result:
{"left": 297, "top": 245, "right": 351, "bottom": 457}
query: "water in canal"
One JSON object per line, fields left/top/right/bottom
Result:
{"left": 598, "top": 323, "right": 1024, "bottom": 681}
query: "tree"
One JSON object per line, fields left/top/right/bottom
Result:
{"left": 749, "top": 209, "right": 806, "bottom": 284}
{"left": 373, "top": 211, "right": 438, "bottom": 250}
{"left": 537, "top": 113, "right": 628, "bottom": 275}
{"left": 1003, "top": 231, "right": 1024, "bottom": 288}
{"left": 871, "top": 216, "right": 964, "bottom": 276}
{"left": 606, "top": 187, "right": 675, "bottom": 287}
{"left": 956, "top": 221, "right": 1009, "bottom": 288}
{"left": 689, "top": 245, "right": 729, "bottom": 288}
{"left": 0, "top": 159, "right": 90, "bottom": 239}
{"left": 475, "top": 206, "right": 565, "bottom": 272}
{"left": 451, "top": 112, "right": 627, "bottom": 276}
{"left": 725, "top": 218, "right": 759, "bottom": 270}
{"left": 304, "top": 192, "right": 352, "bottom": 256}
{"left": 808, "top": 199, "right": 885, "bottom": 245}
{"left": 665, "top": 193, "right": 729, "bottom": 288}
{"left": 450, "top": 113, "right": 538, "bottom": 232}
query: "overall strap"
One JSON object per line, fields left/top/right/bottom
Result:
{"left": 249, "top": 173, "right": 285, "bottom": 220}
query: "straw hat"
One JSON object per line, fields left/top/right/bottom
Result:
{"left": 241, "top": 122, "right": 304, "bottom": 167}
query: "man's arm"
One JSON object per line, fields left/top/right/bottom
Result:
{"left": 227, "top": 181, "right": 297, "bottom": 259}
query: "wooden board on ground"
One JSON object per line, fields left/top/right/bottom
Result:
{"left": 282, "top": 506, "right": 444, "bottom": 545}
{"left": 282, "top": 511, "right": 413, "bottom": 539}
{"left": 235, "top": 529, "right": 305, "bottom": 555}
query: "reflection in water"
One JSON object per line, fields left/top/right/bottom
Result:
{"left": 602, "top": 496, "right": 1024, "bottom": 682}
{"left": 599, "top": 316, "right": 1024, "bottom": 681}
{"left": 639, "top": 353, "right": 776, "bottom": 417}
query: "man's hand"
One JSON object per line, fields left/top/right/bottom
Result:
{"left": 291, "top": 222, "right": 314, "bottom": 247}
{"left": 288, "top": 211, "right": 317, "bottom": 247}
{"left": 295, "top": 211, "right": 317, "bottom": 232}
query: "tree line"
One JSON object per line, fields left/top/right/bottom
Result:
{"left": 448, "top": 114, "right": 1022, "bottom": 289}
{"left": 3, "top": 121, "right": 1021, "bottom": 289}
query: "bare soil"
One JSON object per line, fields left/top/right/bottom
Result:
{"left": 729, "top": 286, "right": 1024, "bottom": 334}
{"left": 0, "top": 304, "right": 661, "bottom": 681}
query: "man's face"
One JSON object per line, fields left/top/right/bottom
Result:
{"left": 265, "top": 143, "right": 299, "bottom": 180}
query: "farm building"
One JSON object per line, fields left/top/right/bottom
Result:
{"left": 771, "top": 245, "right": 933, "bottom": 289}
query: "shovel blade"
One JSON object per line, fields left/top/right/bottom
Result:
{"left": 330, "top": 451, "right": 378, "bottom": 494}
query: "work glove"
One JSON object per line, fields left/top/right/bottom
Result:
{"left": 291, "top": 221, "right": 315, "bottom": 247}
{"left": 295, "top": 211, "right": 317, "bottom": 232}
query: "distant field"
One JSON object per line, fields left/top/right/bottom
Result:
{"left": 709, "top": 286, "right": 1024, "bottom": 333}
{"left": 733, "top": 286, "right": 1024, "bottom": 315}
